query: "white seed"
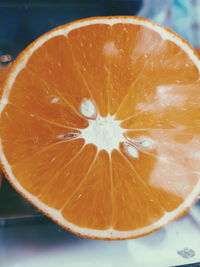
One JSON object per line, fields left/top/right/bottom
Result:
{"left": 80, "top": 99, "right": 96, "bottom": 118}
{"left": 126, "top": 145, "right": 139, "bottom": 158}
{"left": 57, "top": 133, "right": 78, "bottom": 140}
{"left": 141, "top": 139, "right": 154, "bottom": 149}
{"left": 50, "top": 97, "right": 60, "bottom": 103}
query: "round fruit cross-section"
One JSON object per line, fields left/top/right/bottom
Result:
{"left": 0, "top": 16, "right": 200, "bottom": 240}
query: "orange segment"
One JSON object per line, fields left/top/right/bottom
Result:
{"left": 9, "top": 68, "right": 88, "bottom": 129}
{"left": 0, "top": 104, "right": 81, "bottom": 165}
{"left": 115, "top": 39, "right": 199, "bottom": 120}
{"left": 12, "top": 139, "right": 85, "bottom": 196}
{"left": 120, "top": 138, "right": 198, "bottom": 212}
{"left": 39, "top": 144, "right": 97, "bottom": 209}
{"left": 67, "top": 24, "right": 110, "bottom": 117}
{"left": 111, "top": 149, "right": 164, "bottom": 230}
{"left": 120, "top": 80, "right": 200, "bottom": 129}
{"left": 26, "top": 35, "right": 91, "bottom": 113}
{"left": 107, "top": 24, "right": 162, "bottom": 115}
{"left": 62, "top": 149, "right": 112, "bottom": 229}
{"left": 0, "top": 17, "right": 200, "bottom": 240}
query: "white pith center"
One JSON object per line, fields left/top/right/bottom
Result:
{"left": 80, "top": 114, "right": 126, "bottom": 152}
{"left": 77, "top": 99, "right": 153, "bottom": 158}
{"left": 78, "top": 99, "right": 155, "bottom": 155}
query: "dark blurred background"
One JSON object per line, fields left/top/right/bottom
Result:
{"left": 0, "top": 0, "right": 143, "bottom": 59}
{"left": 0, "top": 0, "right": 200, "bottom": 63}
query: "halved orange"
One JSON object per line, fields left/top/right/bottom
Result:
{"left": 0, "top": 64, "right": 11, "bottom": 187}
{"left": 0, "top": 16, "right": 200, "bottom": 240}
{"left": 0, "top": 65, "right": 11, "bottom": 88}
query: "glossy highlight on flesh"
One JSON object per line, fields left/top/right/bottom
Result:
{"left": 0, "top": 16, "right": 200, "bottom": 240}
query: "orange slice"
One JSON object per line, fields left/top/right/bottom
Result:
{"left": 0, "top": 16, "right": 200, "bottom": 240}
{"left": 0, "top": 64, "right": 11, "bottom": 187}
{"left": 0, "top": 65, "right": 11, "bottom": 88}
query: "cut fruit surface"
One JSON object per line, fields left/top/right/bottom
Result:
{"left": 0, "top": 65, "right": 10, "bottom": 90}
{"left": 0, "top": 64, "right": 11, "bottom": 187}
{"left": 0, "top": 16, "right": 200, "bottom": 240}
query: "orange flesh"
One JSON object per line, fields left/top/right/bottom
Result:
{"left": 0, "top": 65, "right": 10, "bottom": 89}
{"left": 0, "top": 22, "right": 200, "bottom": 231}
{"left": 0, "top": 64, "right": 11, "bottom": 186}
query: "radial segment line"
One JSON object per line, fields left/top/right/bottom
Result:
{"left": 38, "top": 144, "right": 86, "bottom": 198}
{"left": 106, "top": 70, "right": 112, "bottom": 115}
{"left": 109, "top": 154, "right": 115, "bottom": 226}
{"left": 114, "top": 69, "right": 147, "bottom": 117}
{"left": 10, "top": 102, "right": 81, "bottom": 131}
{"left": 120, "top": 93, "right": 178, "bottom": 123}
{"left": 124, "top": 127, "right": 176, "bottom": 132}
{"left": 105, "top": 25, "right": 112, "bottom": 115}
{"left": 65, "top": 37, "right": 97, "bottom": 107}
{"left": 119, "top": 150, "right": 152, "bottom": 193}
{"left": 12, "top": 138, "right": 83, "bottom": 168}
{"left": 50, "top": 86, "right": 87, "bottom": 121}
{"left": 114, "top": 49, "right": 154, "bottom": 117}
{"left": 115, "top": 45, "right": 189, "bottom": 118}
{"left": 125, "top": 127, "right": 193, "bottom": 135}
{"left": 26, "top": 68, "right": 86, "bottom": 121}
{"left": 136, "top": 147, "right": 199, "bottom": 174}
{"left": 32, "top": 114, "right": 81, "bottom": 131}
{"left": 116, "top": 51, "right": 186, "bottom": 122}
{"left": 120, "top": 100, "right": 158, "bottom": 123}
{"left": 60, "top": 151, "right": 98, "bottom": 211}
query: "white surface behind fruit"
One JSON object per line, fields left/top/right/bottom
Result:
{"left": 0, "top": 200, "right": 199, "bottom": 267}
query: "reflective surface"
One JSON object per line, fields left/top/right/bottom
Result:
{"left": 0, "top": 0, "right": 142, "bottom": 59}
{"left": 0, "top": 199, "right": 200, "bottom": 267}
{"left": 0, "top": 177, "right": 200, "bottom": 266}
